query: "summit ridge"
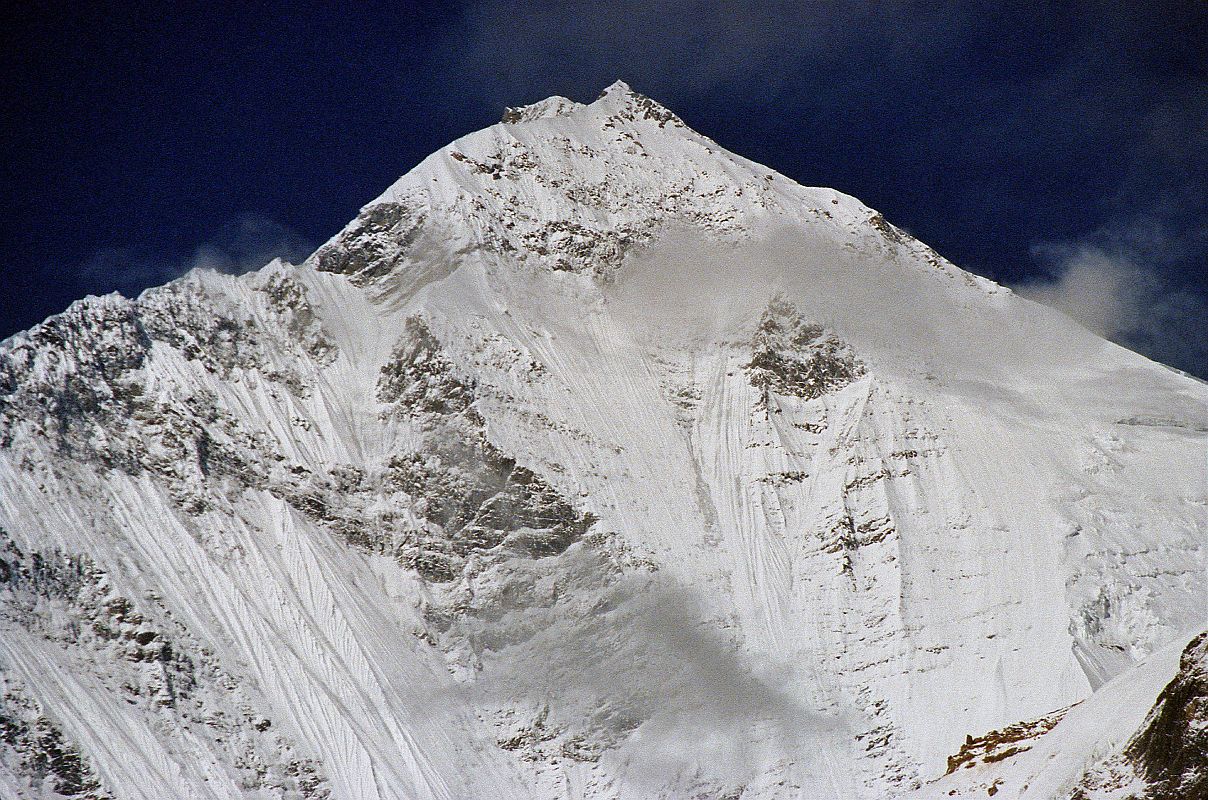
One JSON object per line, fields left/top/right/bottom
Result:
{"left": 314, "top": 81, "right": 974, "bottom": 289}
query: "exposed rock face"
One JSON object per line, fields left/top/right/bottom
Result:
{"left": 1123, "top": 631, "right": 1208, "bottom": 799}
{"left": 0, "top": 82, "right": 1204, "bottom": 800}
{"left": 313, "top": 201, "right": 429, "bottom": 284}
{"left": 746, "top": 295, "right": 864, "bottom": 402}
{"left": 0, "top": 677, "right": 111, "bottom": 800}
{"left": 943, "top": 707, "right": 1070, "bottom": 775}
{"left": 0, "top": 531, "right": 330, "bottom": 799}
{"left": 377, "top": 316, "right": 595, "bottom": 581}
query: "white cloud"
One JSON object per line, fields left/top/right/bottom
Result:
{"left": 1017, "top": 241, "right": 1207, "bottom": 376}
{"left": 435, "top": 544, "right": 850, "bottom": 794}
{"left": 1016, "top": 245, "right": 1147, "bottom": 340}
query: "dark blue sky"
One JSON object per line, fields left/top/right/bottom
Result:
{"left": 4, "top": 2, "right": 1205, "bottom": 374}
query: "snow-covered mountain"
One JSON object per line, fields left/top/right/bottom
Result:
{"left": 1, "top": 81, "right": 1204, "bottom": 800}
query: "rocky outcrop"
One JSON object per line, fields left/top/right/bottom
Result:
{"left": 379, "top": 317, "right": 596, "bottom": 581}
{"left": 943, "top": 707, "right": 1071, "bottom": 775}
{"left": 1124, "top": 631, "right": 1208, "bottom": 799}
{"left": 746, "top": 295, "right": 864, "bottom": 403}
{"left": 0, "top": 531, "right": 330, "bottom": 799}
{"left": 313, "top": 201, "right": 429, "bottom": 284}
{"left": 0, "top": 680, "right": 111, "bottom": 800}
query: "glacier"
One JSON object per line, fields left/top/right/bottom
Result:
{"left": 0, "top": 81, "right": 1204, "bottom": 799}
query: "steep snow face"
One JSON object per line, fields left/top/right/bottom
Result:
{"left": 1, "top": 83, "right": 1205, "bottom": 800}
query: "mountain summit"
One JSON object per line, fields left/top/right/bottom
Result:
{"left": 311, "top": 76, "right": 908, "bottom": 284}
{"left": 1, "top": 84, "right": 1204, "bottom": 800}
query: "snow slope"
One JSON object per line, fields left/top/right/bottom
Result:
{"left": 903, "top": 628, "right": 1202, "bottom": 799}
{"left": 1, "top": 81, "right": 1204, "bottom": 799}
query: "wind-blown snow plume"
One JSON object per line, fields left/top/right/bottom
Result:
{"left": 1019, "top": 239, "right": 1208, "bottom": 377}
{"left": 79, "top": 214, "right": 314, "bottom": 297}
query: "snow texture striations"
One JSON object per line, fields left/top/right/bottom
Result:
{"left": 1, "top": 81, "right": 1205, "bottom": 799}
